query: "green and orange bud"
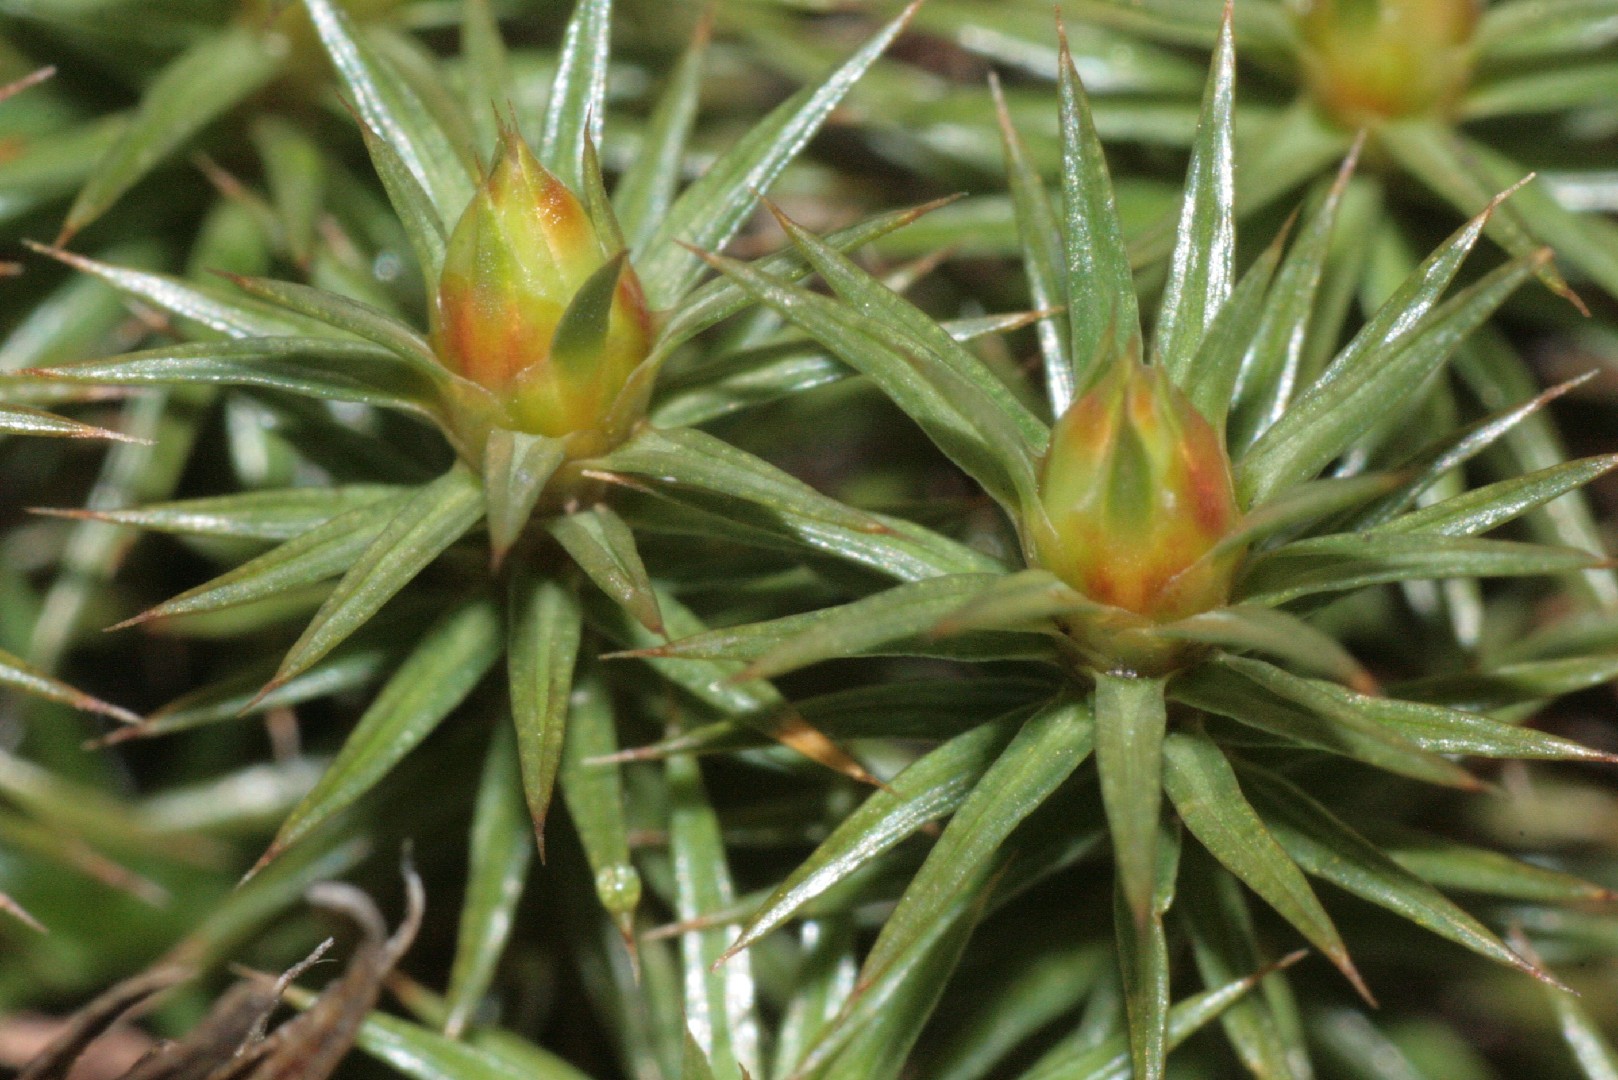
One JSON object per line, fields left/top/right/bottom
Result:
{"left": 1293, "top": 0, "right": 1479, "bottom": 126}
{"left": 433, "top": 132, "right": 653, "bottom": 451}
{"left": 1035, "top": 362, "right": 1242, "bottom": 642}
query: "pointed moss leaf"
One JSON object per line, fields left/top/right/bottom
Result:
{"left": 62, "top": 26, "right": 281, "bottom": 238}
{"left": 844, "top": 698, "right": 1093, "bottom": 1055}
{"left": 1115, "top": 823, "right": 1178, "bottom": 1080}
{"left": 303, "top": 0, "right": 473, "bottom": 223}
{"left": 1454, "top": 334, "right": 1618, "bottom": 608}
{"left": 551, "top": 253, "right": 627, "bottom": 373}
{"left": 769, "top": 204, "right": 1047, "bottom": 455}
{"left": 0, "top": 403, "right": 140, "bottom": 442}
{"left": 1352, "top": 376, "right": 1597, "bottom": 530}
{"left": 1094, "top": 673, "right": 1168, "bottom": 928}
{"left": 1240, "top": 764, "right": 1552, "bottom": 983}
{"left": 636, "top": 1, "right": 918, "bottom": 307}
{"left": 32, "top": 338, "right": 441, "bottom": 415}
{"left": 1462, "top": 62, "right": 1618, "bottom": 120}
{"left": 1395, "top": 654, "right": 1618, "bottom": 714}
{"left": 648, "top": 347, "right": 850, "bottom": 429}
{"left": 772, "top": 920, "right": 857, "bottom": 1078}
{"left": 1231, "top": 152, "right": 1359, "bottom": 452}
{"left": 288, "top": 994, "right": 591, "bottom": 1080}
{"left": 792, "top": 898, "right": 972, "bottom": 1079}
{"left": 1183, "top": 223, "right": 1285, "bottom": 430}
{"left": 0, "top": 750, "right": 219, "bottom": 864}
{"left": 1381, "top": 123, "right": 1603, "bottom": 301}
{"left": 1221, "top": 474, "right": 1406, "bottom": 555}
{"left": 25, "top": 243, "right": 320, "bottom": 340}
{"left": 548, "top": 504, "right": 662, "bottom": 635}
{"left": 593, "top": 426, "right": 879, "bottom": 534}
{"left": 261, "top": 599, "right": 501, "bottom": 864}
{"left": 726, "top": 714, "right": 1024, "bottom": 960}
{"left": 508, "top": 569, "right": 581, "bottom": 848}
{"left": 270, "top": 466, "right": 484, "bottom": 689}
{"left": 1385, "top": 836, "right": 1614, "bottom": 904}
{"left": 560, "top": 675, "right": 640, "bottom": 934}
{"left": 459, "top": 0, "right": 510, "bottom": 159}
{"left": 1157, "top": 605, "right": 1369, "bottom": 687}
{"left": 991, "top": 75, "right": 1072, "bottom": 413}
{"left": 1020, "top": 954, "right": 1288, "bottom": 1080}
{"left": 617, "top": 486, "right": 1002, "bottom": 587}
{"left": 221, "top": 274, "right": 443, "bottom": 377}
{"left": 1152, "top": 6, "right": 1235, "bottom": 385}
{"left": 1240, "top": 532, "right": 1604, "bottom": 605}
{"left": 0, "top": 109, "right": 124, "bottom": 228}
{"left": 55, "top": 485, "right": 403, "bottom": 542}
{"left": 1546, "top": 979, "right": 1618, "bottom": 1080}
{"left": 1476, "top": 0, "right": 1618, "bottom": 59}
{"left": 591, "top": 584, "right": 773, "bottom": 716}
{"left": 119, "top": 492, "right": 412, "bottom": 628}
{"left": 618, "top": 677, "right": 1052, "bottom": 761}
{"left": 254, "top": 119, "right": 324, "bottom": 266}
{"left": 683, "top": 1031, "right": 719, "bottom": 1080}
{"left": 1262, "top": 674, "right": 1615, "bottom": 763}
{"left": 1237, "top": 203, "right": 1528, "bottom": 506}
{"left": 930, "top": 569, "right": 1103, "bottom": 637}
{"left": 372, "top": 24, "right": 482, "bottom": 167}
{"left": 591, "top": 425, "right": 998, "bottom": 580}
{"left": 445, "top": 721, "right": 533, "bottom": 1038}
{"left": 1179, "top": 859, "right": 1311, "bottom": 1080}
{"left": 592, "top": 584, "right": 876, "bottom": 787}
{"left": 356, "top": 113, "right": 448, "bottom": 285}
{"left": 927, "top": 944, "right": 1109, "bottom": 1080}
{"left": 1172, "top": 658, "right": 1477, "bottom": 789}
{"left": 816, "top": 877, "right": 986, "bottom": 1080}
{"left": 620, "top": 595, "right": 1045, "bottom": 669}
{"left": 1163, "top": 728, "right": 1366, "bottom": 998}
{"left": 793, "top": 742, "right": 1098, "bottom": 1080}
{"left": 0, "top": 889, "right": 43, "bottom": 933}
{"left": 122, "top": 646, "right": 392, "bottom": 742}
{"left": 165, "top": 831, "right": 368, "bottom": 969}
{"left": 0, "top": 647, "right": 138, "bottom": 724}
{"left": 481, "top": 429, "right": 564, "bottom": 565}
{"left": 733, "top": 574, "right": 1017, "bottom": 681}
{"left": 537, "top": 0, "right": 611, "bottom": 192}
{"left": 1057, "top": 30, "right": 1141, "bottom": 393}
{"left": 580, "top": 140, "right": 625, "bottom": 257}
{"left": 1373, "top": 457, "right": 1618, "bottom": 538}
{"left": 615, "top": 19, "right": 707, "bottom": 249}
{"left": 669, "top": 752, "right": 761, "bottom": 1080}
{"left": 656, "top": 199, "right": 952, "bottom": 353}
{"left": 693, "top": 252, "right": 1032, "bottom": 512}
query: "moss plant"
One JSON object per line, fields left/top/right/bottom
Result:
{"left": 1, "top": 3, "right": 1617, "bottom": 1080}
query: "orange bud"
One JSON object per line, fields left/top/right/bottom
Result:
{"left": 1294, "top": 0, "right": 1479, "bottom": 126}
{"left": 1035, "top": 362, "right": 1242, "bottom": 626}
{"left": 434, "top": 132, "right": 653, "bottom": 442}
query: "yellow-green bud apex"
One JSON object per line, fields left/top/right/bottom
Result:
{"left": 1035, "top": 362, "right": 1242, "bottom": 630}
{"left": 1294, "top": 0, "right": 1479, "bottom": 126}
{"left": 434, "top": 133, "right": 653, "bottom": 445}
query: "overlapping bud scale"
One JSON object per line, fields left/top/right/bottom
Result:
{"left": 1293, "top": 0, "right": 1480, "bottom": 125}
{"left": 1035, "top": 362, "right": 1242, "bottom": 628}
{"left": 433, "top": 133, "right": 653, "bottom": 445}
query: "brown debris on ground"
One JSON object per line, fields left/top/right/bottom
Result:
{"left": 12, "top": 866, "right": 422, "bottom": 1080}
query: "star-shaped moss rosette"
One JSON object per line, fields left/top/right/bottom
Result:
{"left": 18, "top": 0, "right": 1001, "bottom": 984}
{"left": 727, "top": 0, "right": 1618, "bottom": 631}
{"left": 872, "top": 0, "right": 1618, "bottom": 302}
{"left": 617, "top": 18, "right": 1618, "bottom": 1076}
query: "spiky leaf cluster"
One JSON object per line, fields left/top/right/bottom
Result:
{"left": 1, "top": 3, "right": 1616, "bottom": 1080}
